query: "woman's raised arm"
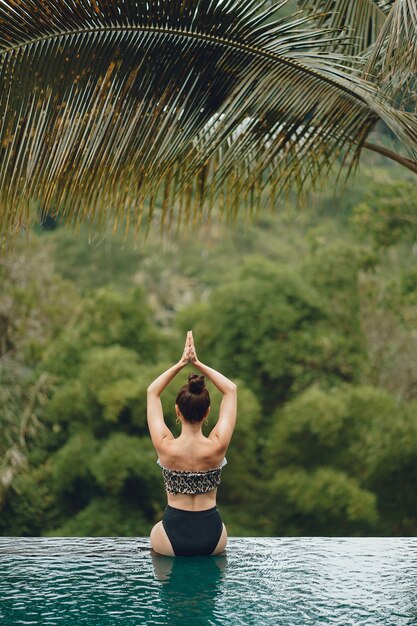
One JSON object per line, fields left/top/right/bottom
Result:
{"left": 147, "top": 331, "right": 191, "bottom": 449}
{"left": 189, "top": 331, "right": 237, "bottom": 452}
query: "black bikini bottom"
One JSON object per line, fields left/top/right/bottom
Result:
{"left": 162, "top": 505, "right": 223, "bottom": 557}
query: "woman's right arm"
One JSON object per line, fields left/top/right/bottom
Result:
{"left": 147, "top": 331, "right": 191, "bottom": 450}
{"left": 190, "top": 332, "right": 237, "bottom": 452}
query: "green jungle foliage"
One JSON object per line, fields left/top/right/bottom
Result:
{"left": 1, "top": 163, "right": 417, "bottom": 537}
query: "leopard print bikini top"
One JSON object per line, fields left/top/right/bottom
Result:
{"left": 157, "top": 458, "right": 227, "bottom": 495}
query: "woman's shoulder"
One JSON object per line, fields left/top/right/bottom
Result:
{"left": 157, "top": 439, "right": 226, "bottom": 471}
{"left": 157, "top": 457, "right": 227, "bottom": 472}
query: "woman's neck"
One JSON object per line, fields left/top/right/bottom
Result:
{"left": 179, "top": 421, "right": 204, "bottom": 438}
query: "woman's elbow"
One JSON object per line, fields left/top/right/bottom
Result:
{"left": 227, "top": 382, "right": 237, "bottom": 393}
{"left": 147, "top": 385, "right": 158, "bottom": 396}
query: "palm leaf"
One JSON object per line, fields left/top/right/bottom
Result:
{"left": 0, "top": 0, "right": 415, "bottom": 247}
{"left": 362, "top": 0, "right": 417, "bottom": 108}
{"left": 298, "top": 0, "right": 417, "bottom": 106}
{"left": 297, "top": 0, "right": 393, "bottom": 55}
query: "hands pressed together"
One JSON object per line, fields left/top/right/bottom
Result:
{"left": 180, "top": 330, "right": 198, "bottom": 366}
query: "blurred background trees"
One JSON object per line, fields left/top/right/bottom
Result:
{"left": 0, "top": 0, "right": 416, "bottom": 538}
{"left": 1, "top": 161, "right": 416, "bottom": 537}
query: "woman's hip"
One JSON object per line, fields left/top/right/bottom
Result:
{"left": 162, "top": 505, "right": 224, "bottom": 557}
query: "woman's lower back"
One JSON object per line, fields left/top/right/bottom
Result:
{"left": 166, "top": 489, "right": 218, "bottom": 511}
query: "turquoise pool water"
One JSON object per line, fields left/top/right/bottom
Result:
{"left": 1, "top": 538, "right": 416, "bottom": 625}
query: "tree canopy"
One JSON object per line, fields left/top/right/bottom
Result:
{"left": 1, "top": 166, "right": 417, "bottom": 537}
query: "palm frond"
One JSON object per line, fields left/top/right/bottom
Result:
{"left": 0, "top": 0, "right": 415, "bottom": 248}
{"left": 362, "top": 0, "right": 417, "bottom": 107}
{"left": 297, "top": 0, "right": 392, "bottom": 55}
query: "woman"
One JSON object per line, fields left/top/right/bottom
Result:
{"left": 147, "top": 330, "right": 237, "bottom": 557}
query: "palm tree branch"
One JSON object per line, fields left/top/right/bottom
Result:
{"left": 0, "top": 0, "right": 415, "bottom": 246}
{"left": 364, "top": 141, "right": 417, "bottom": 174}
{"left": 363, "top": 0, "right": 417, "bottom": 87}
{"left": 0, "top": 22, "right": 375, "bottom": 105}
{"left": 297, "top": 0, "right": 390, "bottom": 56}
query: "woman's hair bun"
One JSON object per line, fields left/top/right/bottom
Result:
{"left": 188, "top": 373, "right": 206, "bottom": 394}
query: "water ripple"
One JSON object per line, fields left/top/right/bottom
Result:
{"left": 1, "top": 538, "right": 416, "bottom": 625}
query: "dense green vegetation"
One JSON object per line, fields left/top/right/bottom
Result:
{"left": 1, "top": 162, "right": 417, "bottom": 537}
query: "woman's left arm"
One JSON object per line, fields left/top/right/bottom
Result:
{"left": 147, "top": 332, "right": 191, "bottom": 449}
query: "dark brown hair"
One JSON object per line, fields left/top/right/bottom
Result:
{"left": 176, "top": 374, "right": 210, "bottom": 424}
